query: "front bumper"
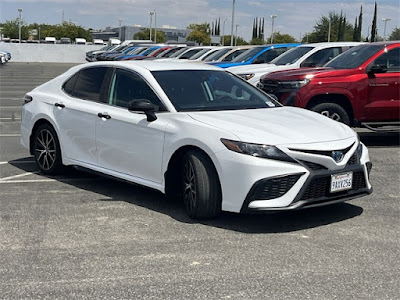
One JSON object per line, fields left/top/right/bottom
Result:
{"left": 215, "top": 141, "right": 372, "bottom": 213}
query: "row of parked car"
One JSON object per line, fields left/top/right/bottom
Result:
{"left": 86, "top": 40, "right": 400, "bottom": 131}
{"left": 0, "top": 49, "right": 11, "bottom": 64}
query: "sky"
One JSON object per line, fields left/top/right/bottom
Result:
{"left": 1, "top": 0, "right": 399, "bottom": 41}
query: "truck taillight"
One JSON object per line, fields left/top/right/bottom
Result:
{"left": 23, "top": 95, "right": 33, "bottom": 105}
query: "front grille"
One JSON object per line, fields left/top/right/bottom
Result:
{"left": 299, "top": 160, "right": 327, "bottom": 171}
{"left": 300, "top": 171, "right": 366, "bottom": 201}
{"left": 347, "top": 153, "right": 358, "bottom": 165}
{"left": 252, "top": 174, "right": 302, "bottom": 200}
{"left": 290, "top": 144, "right": 354, "bottom": 158}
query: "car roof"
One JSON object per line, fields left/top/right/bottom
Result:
{"left": 81, "top": 61, "right": 223, "bottom": 72}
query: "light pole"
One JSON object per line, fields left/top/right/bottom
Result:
{"left": 18, "top": 8, "right": 23, "bottom": 43}
{"left": 381, "top": 17, "right": 391, "bottom": 41}
{"left": 149, "top": 11, "right": 154, "bottom": 41}
{"left": 222, "top": 19, "right": 227, "bottom": 46}
{"left": 270, "top": 15, "right": 277, "bottom": 43}
{"left": 118, "top": 19, "right": 122, "bottom": 41}
{"left": 235, "top": 24, "right": 239, "bottom": 46}
{"left": 230, "top": 0, "right": 235, "bottom": 46}
{"left": 0, "top": 27, "right": 3, "bottom": 42}
{"left": 154, "top": 10, "right": 157, "bottom": 43}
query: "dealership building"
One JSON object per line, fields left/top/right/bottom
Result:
{"left": 91, "top": 25, "right": 192, "bottom": 43}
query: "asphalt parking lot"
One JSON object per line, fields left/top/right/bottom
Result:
{"left": 0, "top": 62, "right": 399, "bottom": 299}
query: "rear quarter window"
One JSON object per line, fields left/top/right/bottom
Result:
{"left": 62, "top": 67, "right": 108, "bottom": 102}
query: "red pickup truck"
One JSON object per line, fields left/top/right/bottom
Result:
{"left": 258, "top": 42, "right": 400, "bottom": 130}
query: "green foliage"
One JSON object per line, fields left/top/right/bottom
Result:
{"left": 187, "top": 23, "right": 211, "bottom": 45}
{"left": 371, "top": 2, "right": 377, "bottom": 42}
{"left": 389, "top": 27, "right": 400, "bottom": 41}
{"left": 303, "top": 11, "right": 354, "bottom": 43}
{"left": 252, "top": 17, "right": 264, "bottom": 40}
{"left": 187, "top": 30, "right": 211, "bottom": 45}
{"left": 187, "top": 23, "right": 210, "bottom": 34}
{"left": 250, "top": 37, "right": 265, "bottom": 45}
{"left": 221, "top": 35, "right": 248, "bottom": 46}
{"left": 266, "top": 32, "right": 296, "bottom": 43}
{"left": 133, "top": 28, "right": 166, "bottom": 43}
{"left": 0, "top": 19, "right": 92, "bottom": 41}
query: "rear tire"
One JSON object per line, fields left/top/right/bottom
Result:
{"left": 33, "top": 124, "right": 63, "bottom": 175}
{"left": 182, "top": 150, "right": 222, "bottom": 219}
{"left": 311, "top": 103, "right": 350, "bottom": 125}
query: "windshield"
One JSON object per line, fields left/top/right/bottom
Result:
{"left": 152, "top": 70, "right": 279, "bottom": 111}
{"left": 325, "top": 44, "right": 385, "bottom": 69}
{"left": 203, "top": 48, "right": 233, "bottom": 62}
{"left": 179, "top": 48, "right": 205, "bottom": 59}
{"left": 232, "top": 47, "right": 264, "bottom": 63}
{"left": 270, "top": 46, "right": 313, "bottom": 65}
{"left": 169, "top": 47, "right": 190, "bottom": 58}
{"left": 158, "top": 47, "right": 183, "bottom": 58}
{"left": 188, "top": 48, "right": 214, "bottom": 60}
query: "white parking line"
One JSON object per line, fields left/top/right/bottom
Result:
{"left": 0, "top": 160, "right": 35, "bottom": 165}
{"left": 0, "top": 118, "right": 21, "bottom": 120}
{"left": 0, "top": 172, "right": 37, "bottom": 181}
{"left": 0, "top": 179, "right": 57, "bottom": 183}
{"left": 0, "top": 134, "right": 21, "bottom": 137}
{"left": 0, "top": 178, "right": 101, "bottom": 184}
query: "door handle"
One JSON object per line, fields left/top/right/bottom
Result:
{"left": 98, "top": 113, "right": 111, "bottom": 120}
{"left": 55, "top": 103, "right": 65, "bottom": 108}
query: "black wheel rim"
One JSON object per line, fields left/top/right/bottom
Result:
{"left": 183, "top": 160, "right": 196, "bottom": 215}
{"left": 35, "top": 129, "right": 56, "bottom": 171}
{"left": 321, "top": 110, "right": 341, "bottom": 121}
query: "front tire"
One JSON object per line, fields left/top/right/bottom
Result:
{"left": 182, "top": 150, "right": 222, "bottom": 219}
{"left": 33, "top": 124, "right": 63, "bottom": 175}
{"left": 311, "top": 103, "right": 350, "bottom": 125}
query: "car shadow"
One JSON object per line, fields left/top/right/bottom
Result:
{"left": 358, "top": 131, "right": 400, "bottom": 147}
{"left": 9, "top": 158, "right": 364, "bottom": 234}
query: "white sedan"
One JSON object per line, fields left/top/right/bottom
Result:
{"left": 21, "top": 61, "right": 372, "bottom": 219}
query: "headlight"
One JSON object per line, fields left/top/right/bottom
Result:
{"left": 238, "top": 73, "right": 255, "bottom": 80}
{"left": 221, "top": 139, "right": 296, "bottom": 163}
{"left": 280, "top": 78, "right": 310, "bottom": 89}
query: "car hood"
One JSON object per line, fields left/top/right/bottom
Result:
{"left": 188, "top": 107, "right": 355, "bottom": 146}
{"left": 261, "top": 67, "right": 358, "bottom": 81}
{"left": 227, "top": 63, "right": 279, "bottom": 74}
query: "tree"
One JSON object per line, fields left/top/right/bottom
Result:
{"left": 133, "top": 28, "right": 166, "bottom": 43}
{"left": 266, "top": 32, "right": 296, "bottom": 43}
{"left": 186, "top": 23, "right": 211, "bottom": 45}
{"left": 357, "top": 5, "right": 363, "bottom": 41}
{"left": 353, "top": 17, "right": 358, "bottom": 41}
{"left": 304, "top": 11, "right": 354, "bottom": 43}
{"left": 0, "top": 19, "right": 92, "bottom": 41}
{"left": 371, "top": 2, "right": 377, "bottom": 42}
{"left": 389, "top": 27, "right": 400, "bottom": 40}
{"left": 221, "top": 35, "right": 248, "bottom": 46}
{"left": 250, "top": 37, "right": 264, "bottom": 45}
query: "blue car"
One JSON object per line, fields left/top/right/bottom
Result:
{"left": 209, "top": 44, "right": 300, "bottom": 68}
{"left": 117, "top": 46, "right": 161, "bottom": 61}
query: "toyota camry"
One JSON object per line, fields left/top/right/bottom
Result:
{"left": 21, "top": 61, "right": 372, "bottom": 219}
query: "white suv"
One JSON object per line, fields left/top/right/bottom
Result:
{"left": 228, "top": 42, "right": 364, "bottom": 86}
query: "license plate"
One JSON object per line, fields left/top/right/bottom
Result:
{"left": 330, "top": 172, "right": 353, "bottom": 193}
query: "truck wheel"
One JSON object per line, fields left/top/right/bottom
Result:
{"left": 182, "top": 150, "right": 222, "bottom": 219}
{"left": 311, "top": 103, "right": 350, "bottom": 125}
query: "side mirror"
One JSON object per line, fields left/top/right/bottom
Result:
{"left": 128, "top": 99, "right": 157, "bottom": 122}
{"left": 367, "top": 64, "right": 387, "bottom": 78}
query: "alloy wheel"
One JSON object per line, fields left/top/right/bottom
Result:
{"left": 183, "top": 159, "right": 197, "bottom": 215}
{"left": 35, "top": 129, "right": 56, "bottom": 171}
